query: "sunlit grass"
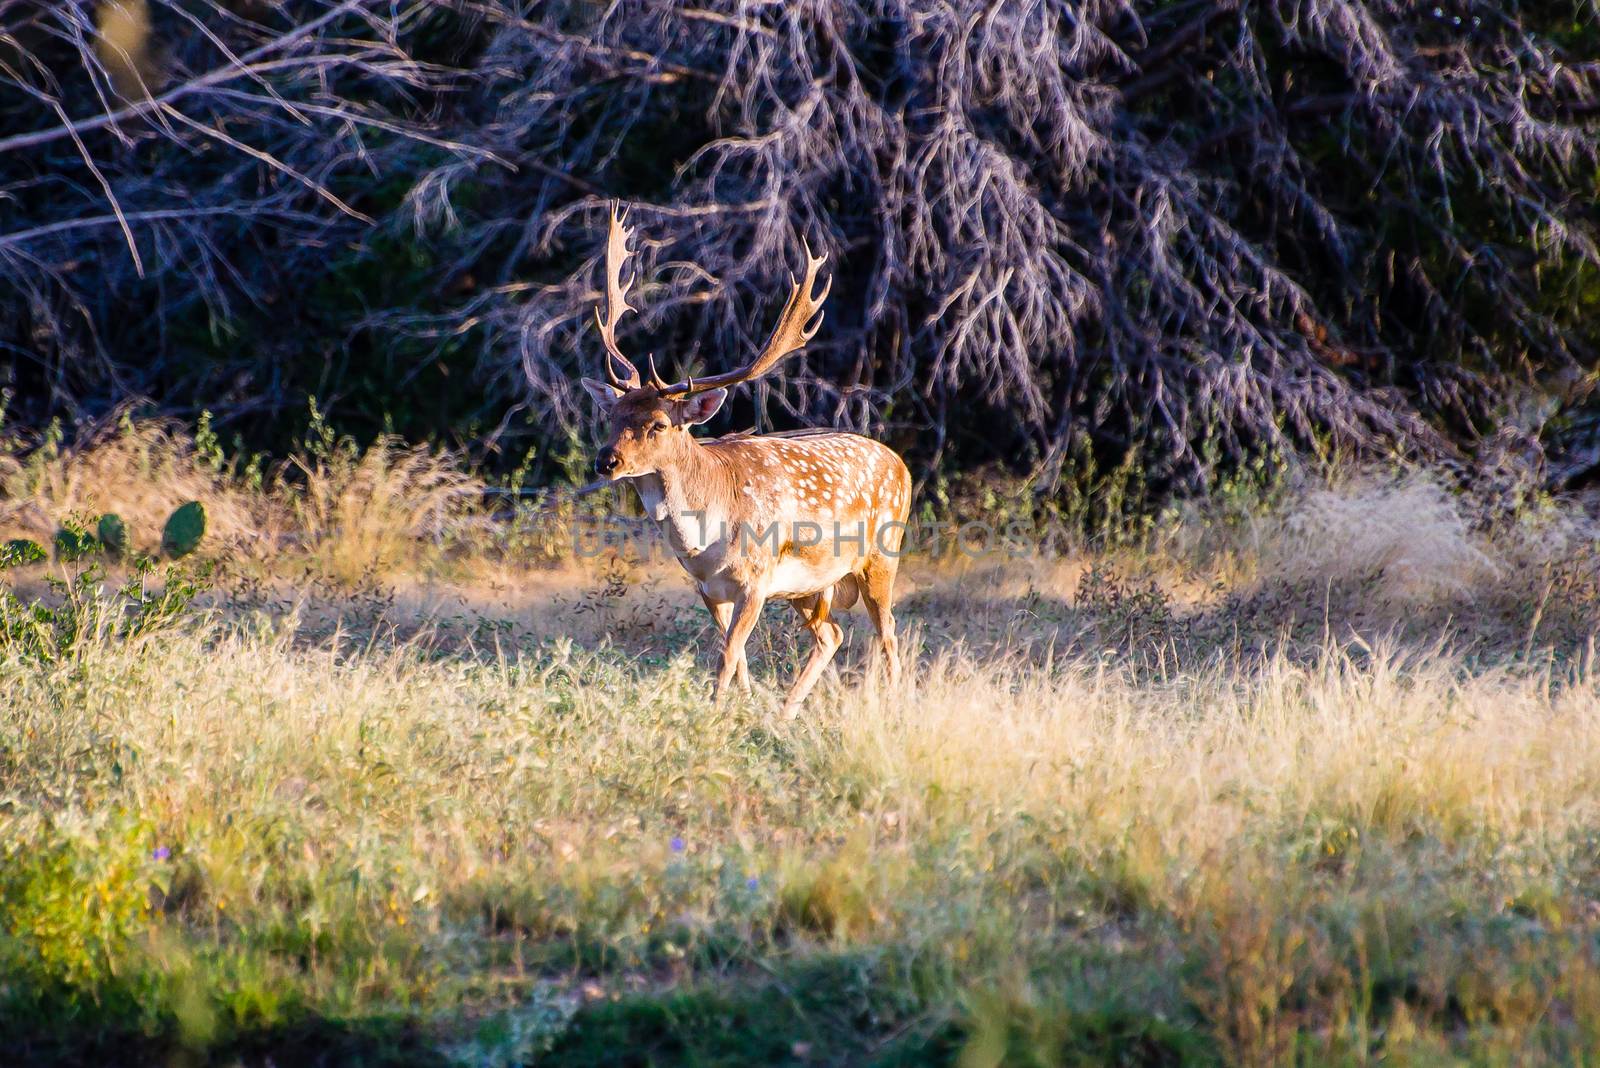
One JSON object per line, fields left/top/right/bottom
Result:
{"left": 3, "top": 423, "right": 1600, "bottom": 1063}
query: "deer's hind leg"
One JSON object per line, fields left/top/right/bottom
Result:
{"left": 857, "top": 553, "right": 902, "bottom": 686}
{"left": 782, "top": 587, "right": 843, "bottom": 717}
{"left": 701, "top": 594, "right": 751, "bottom": 693}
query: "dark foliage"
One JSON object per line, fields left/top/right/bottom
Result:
{"left": 2, "top": 1, "right": 1598, "bottom": 491}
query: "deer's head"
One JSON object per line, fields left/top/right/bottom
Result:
{"left": 581, "top": 380, "right": 726, "bottom": 479}
{"left": 580, "top": 204, "right": 829, "bottom": 480}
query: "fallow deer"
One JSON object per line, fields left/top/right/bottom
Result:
{"left": 580, "top": 204, "right": 912, "bottom": 714}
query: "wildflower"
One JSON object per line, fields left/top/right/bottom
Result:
{"left": 746, "top": 876, "right": 759, "bottom": 891}
{"left": 152, "top": 846, "right": 171, "bottom": 861}
{"left": 669, "top": 837, "right": 685, "bottom": 853}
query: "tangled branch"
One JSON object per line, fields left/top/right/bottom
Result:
{"left": 4, "top": 0, "right": 1598, "bottom": 492}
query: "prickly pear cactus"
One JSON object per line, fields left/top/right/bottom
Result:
{"left": 54, "top": 526, "right": 96, "bottom": 562}
{"left": 0, "top": 539, "right": 46, "bottom": 568}
{"left": 97, "top": 513, "right": 128, "bottom": 557}
{"left": 161, "top": 501, "right": 206, "bottom": 559}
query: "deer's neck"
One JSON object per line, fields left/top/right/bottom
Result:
{"left": 632, "top": 439, "right": 734, "bottom": 558}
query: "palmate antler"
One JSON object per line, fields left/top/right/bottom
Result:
{"left": 592, "top": 201, "right": 831, "bottom": 396}
{"left": 594, "top": 203, "right": 641, "bottom": 390}
{"left": 655, "top": 243, "right": 830, "bottom": 398}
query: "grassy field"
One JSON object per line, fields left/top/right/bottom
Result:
{"left": 3, "top": 424, "right": 1600, "bottom": 1065}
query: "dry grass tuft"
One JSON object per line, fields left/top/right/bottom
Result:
{"left": 1252, "top": 474, "right": 1500, "bottom": 605}
{"left": 285, "top": 435, "right": 479, "bottom": 583}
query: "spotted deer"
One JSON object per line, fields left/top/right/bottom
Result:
{"left": 580, "top": 204, "right": 912, "bottom": 714}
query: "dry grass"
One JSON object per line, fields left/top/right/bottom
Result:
{"left": 0, "top": 419, "right": 268, "bottom": 555}
{"left": 3, "top": 422, "right": 1600, "bottom": 1063}
{"left": 282, "top": 434, "right": 480, "bottom": 583}
{"left": 1253, "top": 474, "right": 1501, "bottom": 603}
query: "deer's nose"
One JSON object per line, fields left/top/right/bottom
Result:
{"left": 596, "top": 447, "right": 620, "bottom": 475}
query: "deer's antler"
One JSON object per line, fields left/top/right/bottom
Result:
{"left": 594, "top": 202, "right": 642, "bottom": 390}
{"left": 656, "top": 242, "right": 830, "bottom": 397}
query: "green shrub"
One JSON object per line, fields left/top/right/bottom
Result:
{"left": 0, "top": 811, "right": 164, "bottom": 1033}
{"left": 0, "top": 560, "right": 211, "bottom": 664}
{"left": 0, "top": 540, "right": 45, "bottom": 568}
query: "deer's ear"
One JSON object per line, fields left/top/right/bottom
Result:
{"left": 581, "top": 378, "right": 624, "bottom": 411}
{"left": 670, "top": 389, "right": 726, "bottom": 426}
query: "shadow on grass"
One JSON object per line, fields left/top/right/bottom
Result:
{"left": 5, "top": 1012, "right": 448, "bottom": 1068}
{"left": 202, "top": 548, "right": 1599, "bottom": 691}
{"left": 538, "top": 972, "right": 1215, "bottom": 1068}
{"left": 3, "top": 950, "right": 1219, "bottom": 1067}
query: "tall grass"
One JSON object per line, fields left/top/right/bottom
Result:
{"left": 2, "top": 421, "right": 1600, "bottom": 1063}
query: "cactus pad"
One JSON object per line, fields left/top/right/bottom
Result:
{"left": 161, "top": 501, "right": 207, "bottom": 559}
{"left": 54, "top": 527, "right": 96, "bottom": 561}
{"left": 97, "top": 513, "right": 129, "bottom": 556}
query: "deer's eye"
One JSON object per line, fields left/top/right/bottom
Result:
{"left": 648, "top": 421, "right": 668, "bottom": 436}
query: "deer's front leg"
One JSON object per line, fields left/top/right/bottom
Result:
{"left": 713, "top": 592, "right": 764, "bottom": 703}
{"left": 700, "top": 594, "right": 750, "bottom": 693}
